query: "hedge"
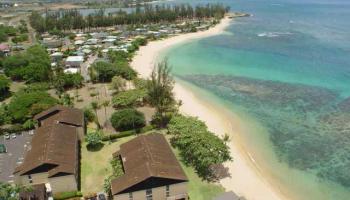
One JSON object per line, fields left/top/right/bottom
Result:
{"left": 53, "top": 191, "right": 82, "bottom": 200}
{"left": 102, "top": 125, "right": 154, "bottom": 141}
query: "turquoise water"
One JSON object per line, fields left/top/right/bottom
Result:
{"left": 162, "top": 0, "right": 350, "bottom": 199}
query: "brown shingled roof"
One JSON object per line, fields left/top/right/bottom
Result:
{"left": 15, "top": 123, "right": 78, "bottom": 177}
{"left": 111, "top": 134, "right": 188, "bottom": 195}
{"left": 34, "top": 105, "right": 84, "bottom": 127}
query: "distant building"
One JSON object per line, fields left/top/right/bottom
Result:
{"left": 0, "top": 43, "right": 10, "bottom": 56}
{"left": 111, "top": 134, "right": 188, "bottom": 200}
{"left": 65, "top": 56, "right": 84, "bottom": 68}
{"left": 42, "top": 38, "right": 62, "bottom": 48}
{"left": 14, "top": 106, "right": 84, "bottom": 195}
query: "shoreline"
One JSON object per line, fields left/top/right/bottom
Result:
{"left": 131, "top": 16, "right": 289, "bottom": 200}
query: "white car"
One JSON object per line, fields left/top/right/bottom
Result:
{"left": 4, "top": 134, "right": 10, "bottom": 140}
{"left": 11, "top": 134, "right": 16, "bottom": 139}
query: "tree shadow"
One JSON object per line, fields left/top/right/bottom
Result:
{"left": 86, "top": 143, "right": 105, "bottom": 152}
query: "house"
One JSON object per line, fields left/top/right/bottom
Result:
{"left": 50, "top": 52, "right": 63, "bottom": 62}
{"left": 111, "top": 134, "right": 188, "bottom": 200}
{"left": 0, "top": 43, "right": 10, "bottom": 56}
{"left": 65, "top": 56, "right": 84, "bottom": 68}
{"left": 42, "top": 38, "right": 62, "bottom": 48}
{"left": 14, "top": 106, "right": 84, "bottom": 195}
{"left": 33, "top": 105, "right": 84, "bottom": 138}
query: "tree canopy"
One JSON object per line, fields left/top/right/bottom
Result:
{"left": 7, "top": 88, "right": 58, "bottom": 123}
{"left": 2, "top": 45, "right": 52, "bottom": 82}
{"left": 0, "top": 75, "right": 11, "bottom": 100}
{"left": 30, "top": 4, "right": 230, "bottom": 33}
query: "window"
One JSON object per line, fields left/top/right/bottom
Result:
{"left": 166, "top": 185, "right": 170, "bottom": 197}
{"left": 128, "top": 192, "right": 133, "bottom": 200}
{"left": 28, "top": 175, "right": 33, "bottom": 183}
{"left": 146, "top": 189, "right": 152, "bottom": 200}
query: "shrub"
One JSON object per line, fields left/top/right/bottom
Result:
{"left": 90, "top": 61, "right": 117, "bottom": 83}
{"left": 110, "top": 109, "right": 145, "bottom": 131}
{"left": 115, "top": 61, "right": 137, "bottom": 80}
{"left": 53, "top": 191, "right": 82, "bottom": 200}
{"left": 101, "top": 125, "right": 154, "bottom": 141}
{"left": 112, "top": 89, "right": 146, "bottom": 108}
{"left": 85, "top": 131, "right": 102, "bottom": 148}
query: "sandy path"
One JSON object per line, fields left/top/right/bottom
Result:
{"left": 131, "top": 17, "right": 289, "bottom": 200}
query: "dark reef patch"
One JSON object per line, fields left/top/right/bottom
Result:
{"left": 180, "top": 74, "right": 350, "bottom": 188}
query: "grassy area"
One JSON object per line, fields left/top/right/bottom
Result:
{"left": 80, "top": 136, "right": 136, "bottom": 194}
{"left": 171, "top": 147, "right": 225, "bottom": 200}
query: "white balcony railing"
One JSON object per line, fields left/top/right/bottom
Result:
{"left": 166, "top": 193, "right": 188, "bottom": 200}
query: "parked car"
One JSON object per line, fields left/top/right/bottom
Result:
{"left": 4, "top": 134, "right": 10, "bottom": 140}
{"left": 11, "top": 133, "right": 16, "bottom": 139}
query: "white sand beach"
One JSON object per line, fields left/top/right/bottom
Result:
{"left": 131, "top": 16, "right": 289, "bottom": 200}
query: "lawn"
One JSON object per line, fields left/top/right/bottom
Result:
{"left": 80, "top": 135, "right": 136, "bottom": 194}
{"left": 171, "top": 147, "right": 225, "bottom": 200}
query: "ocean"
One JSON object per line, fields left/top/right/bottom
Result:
{"left": 161, "top": 0, "right": 350, "bottom": 199}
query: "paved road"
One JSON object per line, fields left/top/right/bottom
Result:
{"left": 0, "top": 131, "right": 33, "bottom": 183}
{"left": 81, "top": 55, "right": 97, "bottom": 82}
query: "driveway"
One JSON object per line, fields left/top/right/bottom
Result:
{"left": 0, "top": 131, "right": 33, "bottom": 183}
{"left": 81, "top": 55, "right": 98, "bottom": 81}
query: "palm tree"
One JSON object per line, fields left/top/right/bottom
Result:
{"left": 102, "top": 100, "right": 110, "bottom": 124}
{"left": 91, "top": 101, "right": 101, "bottom": 129}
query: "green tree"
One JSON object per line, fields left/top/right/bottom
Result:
{"left": 0, "top": 75, "right": 11, "bottom": 100}
{"left": 7, "top": 90, "right": 58, "bottom": 123}
{"left": 147, "top": 60, "right": 176, "bottom": 127}
{"left": 110, "top": 108, "right": 145, "bottom": 131}
{"left": 90, "top": 61, "right": 117, "bottom": 83}
{"left": 91, "top": 101, "right": 101, "bottom": 129}
{"left": 168, "top": 114, "right": 232, "bottom": 180}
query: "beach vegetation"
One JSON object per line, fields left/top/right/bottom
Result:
{"left": 147, "top": 60, "right": 177, "bottom": 127}
{"left": 110, "top": 108, "right": 146, "bottom": 131}
{"left": 168, "top": 114, "right": 232, "bottom": 180}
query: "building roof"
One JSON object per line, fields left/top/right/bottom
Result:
{"left": 111, "top": 134, "right": 188, "bottom": 195}
{"left": 34, "top": 105, "right": 84, "bottom": 127}
{"left": 14, "top": 123, "right": 78, "bottom": 177}
{"left": 66, "top": 56, "right": 84, "bottom": 62}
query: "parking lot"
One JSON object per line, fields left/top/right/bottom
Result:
{"left": 0, "top": 131, "right": 33, "bottom": 183}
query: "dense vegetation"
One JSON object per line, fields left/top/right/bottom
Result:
{"left": 0, "top": 182, "right": 28, "bottom": 200}
{"left": 112, "top": 89, "right": 147, "bottom": 108}
{"left": 0, "top": 75, "right": 11, "bottom": 100}
{"left": 90, "top": 59, "right": 136, "bottom": 83}
{"left": 2, "top": 45, "right": 52, "bottom": 82}
{"left": 29, "top": 4, "right": 229, "bottom": 33}
{"left": 168, "top": 114, "right": 232, "bottom": 180}
{"left": 5, "top": 86, "right": 58, "bottom": 123}
{"left": 110, "top": 108, "right": 145, "bottom": 131}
